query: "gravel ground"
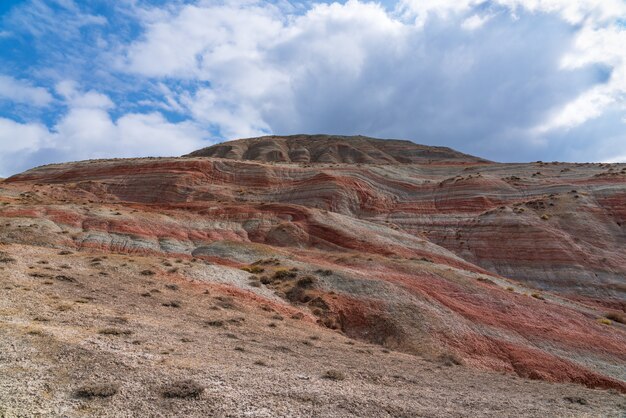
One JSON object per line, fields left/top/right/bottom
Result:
{"left": 1, "top": 244, "right": 624, "bottom": 417}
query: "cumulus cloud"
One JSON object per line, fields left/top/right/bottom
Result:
{"left": 0, "top": 75, "right": 53, "bottom": 107}
{"left": 0, "top": 86, "right": 207, "bottom": 177}
{"left": 119, "top": 0, "right": 624, "bottom": 162}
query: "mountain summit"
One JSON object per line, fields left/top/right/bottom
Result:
{"left": 185, "top": 134, "right": 489, "bottom": 164}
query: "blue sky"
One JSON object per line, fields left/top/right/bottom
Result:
{"left": 0, "top": 0, "right": 625, "bottom": 176}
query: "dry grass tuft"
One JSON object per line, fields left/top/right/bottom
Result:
{"left": 322, "top": 370, "right": 345, "bottom": 381}
{"left": 75, "top": 383, "right": 119, "bottom": 399}
{"left": 161, "top": 380, "right": 204, "bottom": 399}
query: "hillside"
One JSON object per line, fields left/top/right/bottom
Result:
{"left": 185, "top": 134, "right": 489, "bottom": 164}
{"left": 1, "top": 136, "right": 625, "bottom": 416}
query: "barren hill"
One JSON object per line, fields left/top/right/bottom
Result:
{"left": 1, "top": 136, "right": 625, "bottom": 417}
{"left": 185, "top": 134, "right": 489, "bottom": 164}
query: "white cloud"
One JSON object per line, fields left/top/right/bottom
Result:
{"left": 55, "top": 80, "right": 114, "bottom": 109}
{"left": 0, "top": 75, "right": 53, "bottom": 107}
{"left": 0, "top": 87, "right": 208, "bottom": 177}
{"left": 462, "top": 13, "right": 494, "bottom": 31}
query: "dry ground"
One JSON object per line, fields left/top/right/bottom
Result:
{"left": 1, "top": 244, "right": 625, "bottom": 417}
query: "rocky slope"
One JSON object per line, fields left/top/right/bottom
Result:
{"left": 1, "top": 135, "right": 625, "bottom": 416}
{"left": 186, "top": 134, "right": 489, "bottom": 164}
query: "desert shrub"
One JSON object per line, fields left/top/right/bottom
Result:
{"left": 438, "top": 353, "right": 463, "bottom": 366}
{"left": 322, "top": 370, "right": 345, "bottom": 381}
{"left": 214, "top": 296, "right": 236, "bottom": 309}
{"left": 296, "top": 276, "right": 317, "bottom": 288}
{"left": 597, "top": 318, "right": 612, "bottom": 326}
{"left": 272, "top": 269, "right": 297, "bottom": 280}
{"left": 162, "top": 301, "right": 181, "bottom": 308}
{"left": 204, "top": 320, "right": 224, "bottom": 327}
{"left": 241, "top": 266, "right": 264, "bottom": 274}
{"left": 253, "top": 258, "right": 280, "bottom": 266}
{"left": 506, "top": 287, "right": 515, "bottom": 291}
{"left": 285, "top": 286, "right": 308, "bottom": 303}
{"left": 75, "top": 383, "right": 119, "bottom": 398}
{"left": 0, "top": 252, "right": 16, "bottom": 263}
{"left": 316, "top": 269, "right": 333, "bottom": 276}
{"left": 140, "top": 292, "right": 152, "bottom": 297}
{"left": 254, "top": 360, "right": 267, "bottom": 366}
{"left": 259, "top": 276, "right": 272, "bottom": 285}
{"left": 564, "top": 396, "right": 587, "bottom": 405}
{"left": 161, "top": 380, "right": 204, "bottom": 399}
{"left": 140, "top": 270, "right": 155, "bottom": 276}
{"left": 605, "top": 312, "right": 625, "bottom": 324}
{"left": 165, "top": 284, "right": 179, "bottom": 291}
{"left": 531, "top": 293, "right": 545, "bottom": 300}
{"left": 55, "top": 275, "right": 76, "bottom": 282}
{"left": 98, "top": 328, "right": 132, "bottom": 336}
{"left": 249, "top": 280, "right": 261, "bottom": 288}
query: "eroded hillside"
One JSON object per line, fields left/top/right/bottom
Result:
{"left": 1, "top": 135, "right": 625, "bottom": 416}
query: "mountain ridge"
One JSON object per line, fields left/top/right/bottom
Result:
{"left": 185, "top": 134, "right": 491, "bottom": 164}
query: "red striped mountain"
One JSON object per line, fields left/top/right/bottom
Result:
{"left": 2, "top": 135, "right": 625, "bottom": 394}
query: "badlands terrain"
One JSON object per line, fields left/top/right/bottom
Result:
{"left": 0, "top": 134, "right": 625, "bottom": 417}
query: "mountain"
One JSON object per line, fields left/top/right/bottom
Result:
{"left": 185, "top": 134, "right": 489, "bottom": 164}
{"left": 1, "top": 135, "right": 625, "bottom": 416}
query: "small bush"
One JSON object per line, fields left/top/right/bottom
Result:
{"left": 162, "top": 301, "right": 181, "bottom": 308}
{"left": 272, "top": 269, "right": 297, "bottom": 280}
{"left": 161, "top": 380, "right": 204, "bottom": 399}
{"left": 98, "top": 328, "right": 132, "bottom": 336}
{"left": 439, "top": 353, "right": 463, "bottom": 366}
{"left": 0, "top": 252, "right": 16, "bottom": 263}
{"left": 605, "top": 312, "right": 625, "bottom": 324}
{"left": 563, "top": 396, "right": 587, "bottom": 405}
{"left": 165, "top": 284, "right": 179, "bottom": 291}
{"left": 597, "top": 318, "right": 612, "bottom": 326}
{"left": 322, "top": 370, "right": 345, "bottom": 381}
{"left": 316, "top": 269, "right": 333, "bottom": 276}
{"left": 241, "top": 266, "right": 264, "bottom": 274}
{"left": 296, "top": 276, "right": 316, "bottom": 288}
{"left": 531, "top": 293, "right": 545, "bottom": 300}
{"left": 75, "top": 383, "right": 119, "bottom": 398}
{"left": 204, "top": 320, "right": 224, "bottom": 327}
{"left": 140, "top": 270, "right": 155, "bottom": 276}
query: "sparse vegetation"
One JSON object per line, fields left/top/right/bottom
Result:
{"left": 322, "top": 370, "right": 345, "bottom": 381}
{"left": 605, "top": 312, "right": 625, "bottom": 324}
{"left": 597, "top": 318, "right": 612, "bottom": 326}
{"left": 272, "top": 269, "right": 297, "bottom": 280}
{"left": 0, "top": 252, "right": 16, "bottom": 263}
{"left": 98, "top": 328, "right": 132, "bottom": 336}
{"left": 439, "top": 353, "right": 463, "bottom": 366}
{"left": 75, "top": 383, "right": 119, "bottom": 399}
{"left": 161, "top": 380, "right": 204, "bottom": 399}
{"left": 162, "top": 300, "right": 181, "bottom": 308}
{"left": 241, "top": 265, "right": 264, "bottom": 274}
{"left": 140, "top": 269, "right": 155, "bottom": 276}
